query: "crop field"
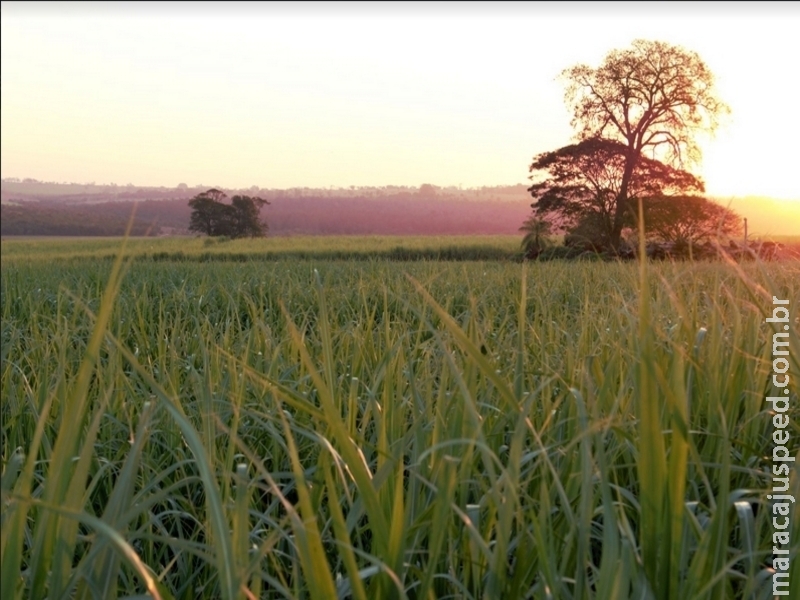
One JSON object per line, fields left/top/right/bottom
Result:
{"left": 0, "top": 235, "right": 525, "bottom": 264}
{"left": 1, "top": 236, "right": 799, "bottom": 599}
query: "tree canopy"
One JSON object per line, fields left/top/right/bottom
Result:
{"left": 562, "top": 39, "right": 727, "bottom": 167}
{"left": 529, "top": 137, "right": 704, "bottom": 242}
{"left": 528, "top": 39, "right": 729, "bottom": 251}
{"left": 188, "top": 189, "right": 269, "bottom": 238}
{"left": 641, "top": 195, "right": 741, "bottom": 245}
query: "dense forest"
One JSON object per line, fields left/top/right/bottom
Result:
{"left": 1, "top": 179, "right": 797, "bottom": 237}
{"left": 0, "top": 181, "right": 531, "bottom": 236}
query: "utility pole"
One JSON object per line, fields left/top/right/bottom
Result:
{"left": 744, "top": 218, "right": 748, "bottom": 243}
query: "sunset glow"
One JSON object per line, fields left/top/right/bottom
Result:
{"left": 2, "top": 2, "right": 799, "bottom": 201}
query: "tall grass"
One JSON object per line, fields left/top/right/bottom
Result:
{"left": 1, "top": 241, "right": 798, "bottom": 598}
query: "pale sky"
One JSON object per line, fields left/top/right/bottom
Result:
{"left": 2, "top": 1, "right": 799, "bottom": 199}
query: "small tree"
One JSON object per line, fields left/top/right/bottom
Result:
{"left": 188, "top": 189, "right": 228, "bottom": 236}
{"left": 230, "top": 194, "right": 270, "bottom": 237}
{"left": 188, "top": 189, "right": 269, "bottom": 238}
{"left": 519, "top": 216, "right": 552, "bottom": 258}
{"left": 641, "top": 195, "right": 742, "bottom": 245}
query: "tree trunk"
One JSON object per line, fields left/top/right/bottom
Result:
{"left": 610, "top": 147, "right": 639, "bottom": 251}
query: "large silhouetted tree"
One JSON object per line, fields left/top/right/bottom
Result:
{"left": 528, "top": 39, "right": 728, "bottom": 250}
{"left": 529, "top": 138, "right": 705, "bottom": 246}
{"left": 188, "top": 189, "right": 269, "bottom": 238}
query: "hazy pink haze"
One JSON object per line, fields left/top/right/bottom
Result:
{"left": 2, "top": 2, "right": 799, "bottom": 200}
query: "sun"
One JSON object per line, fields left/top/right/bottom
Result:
{"left": 698, "top": 91, "right": 800, "bottom": 201}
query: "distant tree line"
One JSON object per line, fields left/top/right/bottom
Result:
{"left": 0, "top": 194, "right": 536, "bottom": 237}
{"left": 0, "top": 204, "right": 155, "bottom": 236}
{"left": 1, "top": 178, "right": 531, "bottom": 202}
